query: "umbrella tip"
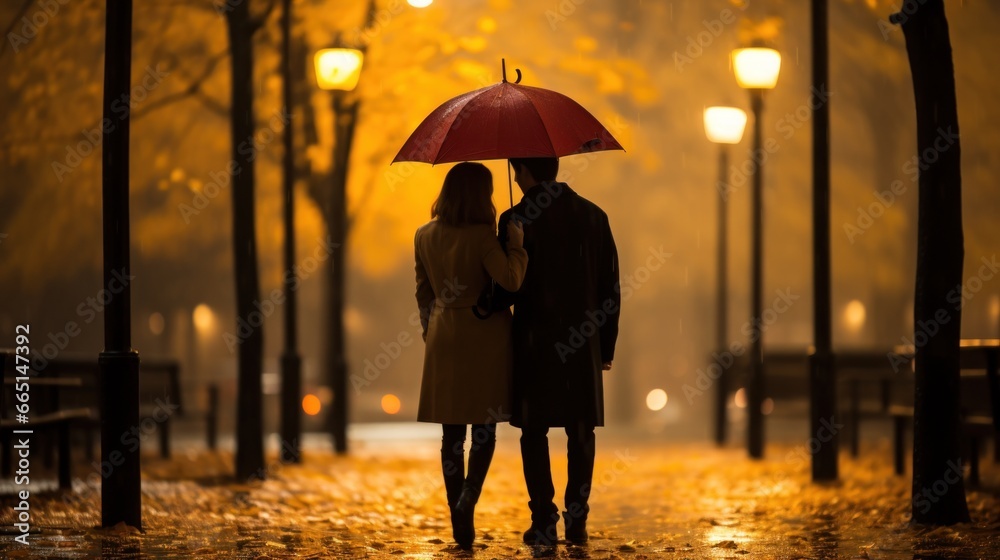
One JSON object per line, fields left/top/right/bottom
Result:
{"left": 501, "top": 58, "right": 522, "bottom": 84}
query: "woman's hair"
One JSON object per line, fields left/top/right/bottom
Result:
{"left": 431, "top": 162, "right": 497, "bottom": 226}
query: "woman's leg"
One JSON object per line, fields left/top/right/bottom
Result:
{"left": 454, "top": 423, "right": 497, "bottom": 549}
{"left": 441, "top": 424, "right": 467, "bottom": 508}
{"left": 465, "top": 423, "right": 497, "bottom": 493}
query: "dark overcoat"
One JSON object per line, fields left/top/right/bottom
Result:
{"left": 497, "top": 182, "right": 620, "bottom": 428}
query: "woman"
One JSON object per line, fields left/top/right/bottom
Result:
{"left": 414, "top": 162, "right": 527, "bottom": 550}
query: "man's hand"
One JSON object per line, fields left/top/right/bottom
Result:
{"left": 602, "top": 361, "right": 612, "bottom": 371}
{"left": 507, "top": 219, "right": 524, "bottom": 248}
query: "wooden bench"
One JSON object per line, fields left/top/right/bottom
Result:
{"left": 835, "top": 349, "right": 913, "bottom": 458}
{"left": 0, "top": 352, "right": 99, "bottom": 490}
{"left": 1, "top": 352, "right": 190, "bottom": 460}
{"left": 0, "top": 408, "right": 98, "bottom": 490}
{"left": 882, "top": 342, "right": 999, "bottom": 485}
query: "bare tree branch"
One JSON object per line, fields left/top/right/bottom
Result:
{"left": 250, "top": 0, "right": 278, "bottom": 33}
{"left": 134, "top": 49, "right": 230, "bottom": 120}
{"left": 150, "top": 0, "right": 221, "bottom": 14}
{"left": 0, "top": 0, "right": 37, "bottom": 59}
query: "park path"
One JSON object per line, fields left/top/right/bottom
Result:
{"left": 1, "top": 427, "right": 998, "bottom": 558}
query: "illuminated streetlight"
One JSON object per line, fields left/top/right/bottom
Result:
{"left": 704, "top": 105, "right": 747, "bottom": 447}
{"left": 314, "top": 48, "right": 364, "bottom": 91}
{"left": 732, "top": 48, "right": 782, "bottom": 89}
{"left": 733, "top": 44, "right": 780, "bottom": 460}
{"left": 407, "top": 0, "right": 433, "bottom": 7}
{"left": 704, "top": 107, "right": 748, "bottom": 145}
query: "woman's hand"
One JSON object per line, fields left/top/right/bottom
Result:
{"left": 507, "top": 219, "right": 524, "bottom": 248}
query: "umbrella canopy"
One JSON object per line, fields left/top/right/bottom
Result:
{"left": 392, "top": 65, "right": 624, "bottom": 165}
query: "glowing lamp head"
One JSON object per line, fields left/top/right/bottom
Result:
{"left": 732, "top": 47, "right": 781, "bottom": 90}
{"left": 407, "top": 0, "right": 433, "bottom": 6}
{"left": 704, "top": 106, "right": 748, "bottom": 144}
{"left": 314, "top": 48, "right": 364, "bottom": 91}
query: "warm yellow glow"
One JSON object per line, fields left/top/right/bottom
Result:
{"left": 645, "top": 389, "right": 668, "bottom": 411}
{"left": 704, "top": 106, "right": 748, "bottom": 145}
{"left": 989, "top": 295, "right": 1000, "bottom": 323}
{"left": 314, "top": 48, "right": 364, "bottom": 91}
{"left": 316, "top": 386, "right": 333, "bottom": 405}
{"left": 844, "top": 299, "right": 866, "bottom": 333}
{"left": 381, "top": 394, "right": 402, "bottom": 415}
{"left": 762, "top": 398, "right": 774, "bottom": 415}
{"left": 734, "top": 388, "right": 747, "bottom": 409}
{"left": 477, "top": 16, "right": 497, "bottom": 34}
{"left": 732, "top": 47, "right": 781, "bottom": 89}
{"left": 148, "top": 312, "right": 165, "bottom": 336}
{"left": 192, "top": 304, "right": 215, "bottom": 333}
{"left": 407, "top": 0, "right": 432, "bottom": 6}
{"left": 303, "top": 394, "right": 322, "bottom": 416}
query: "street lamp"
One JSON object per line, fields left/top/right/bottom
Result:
{"left": 732, "top": 45, "right": 780, "bottom": 459}
{"left": 703, "top": 106, "right": 747, "bottom": 447}
{"left": 314, "top": 46, "right": 364, "bottom": 454}
{"left": 314, "top": 48, "right": 364, "bottom": 91}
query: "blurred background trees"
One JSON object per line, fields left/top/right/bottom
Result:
{"left": 1, "top": 0, "right": 998, "bottom": 441}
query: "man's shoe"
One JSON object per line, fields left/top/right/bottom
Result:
{"left": 522, "top": 523, "right": 558, "bottom": 546}
{"left": 563, "top": 512, "right": 588, "bottom": 544}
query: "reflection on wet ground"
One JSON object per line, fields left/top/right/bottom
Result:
{"left": 0, "top": 436, "right": 997, "bottom": 558}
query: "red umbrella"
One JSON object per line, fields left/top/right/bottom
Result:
{"left": 392, "top": 61, "right": 624, "bottom": 204}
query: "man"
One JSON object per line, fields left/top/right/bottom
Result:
{"left": 496, "top": 157, "right": 620, "bottom": 546}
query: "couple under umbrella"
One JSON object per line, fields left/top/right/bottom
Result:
{"left": 394, "top": 61, "right": 623, "bottom": 550}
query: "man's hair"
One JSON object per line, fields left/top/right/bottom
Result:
{"left": 431, "top": 162, "right": 497, "bottom": 226}
{"left": 510, "top": 157, "right": 559, "bottom": 182}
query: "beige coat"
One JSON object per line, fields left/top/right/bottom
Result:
{"left": 414, "top": 221, "right": 528, "bottom": 425}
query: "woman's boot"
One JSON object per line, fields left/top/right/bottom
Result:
{"left": 453, "top": 424, "right": 496, "bottom": 549}
{"left": 441, "top": 426, "right": 466, "bottom": 546}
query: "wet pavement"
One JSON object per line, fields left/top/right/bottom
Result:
{"left": 0, "top": 426, "right": 998, "bottom": 559}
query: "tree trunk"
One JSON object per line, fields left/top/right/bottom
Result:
{"left": 226, "top": 0, "right": 265, "bottom": 482}
{"left": 892, "top": 0, "right": 969, "bottom": 525}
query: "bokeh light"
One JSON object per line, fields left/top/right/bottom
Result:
{"left": 192, "top": 304, "right": 216, "bottom": 333}
{"left": 734, "top": 388, "right": 747, "bottom": 409}
{"left": 762, "top": 398, "right": 775, "bottom": 415}
{"left": 302, "top": 394, "right": 322, "bottom": 416}
{"left": 645, "top": 388, "right": 668, "bottom": 411}
{"left": 844, "top": 299, "right": 866, "bottom": 333}
{"left": 381, "top": 394, "right": 401, "bottom": 415}
{"left": 148, "top": 312, "right": 165, "bottom": 336}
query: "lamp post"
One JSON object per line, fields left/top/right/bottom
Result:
{"left": 732, "top": 46, "right": 780, "bottom": 459}
{"left": 314, "top": 47, "right": 363, "bottom": 454}
{"left": 279, "top": 0, "right": 303, "bottom": 465}
{"left": 100, "top": 0, "right": 140, "bottom": 529}
{"left": 704, "top": 106, "right": 747, "bottom": 447}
